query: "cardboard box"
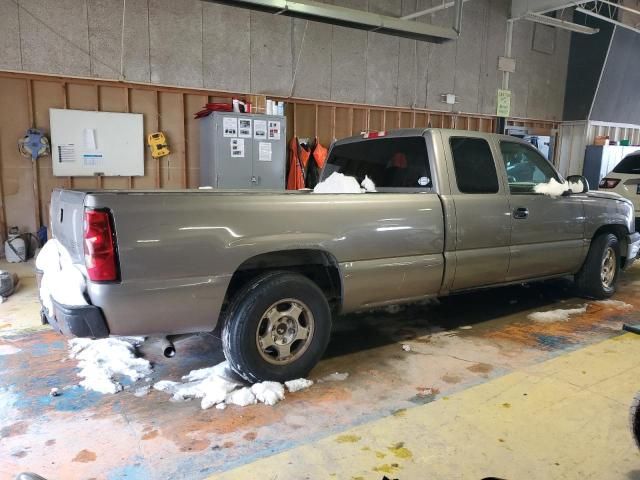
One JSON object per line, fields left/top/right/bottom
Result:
{"left": 246, "top": 94, "right": 267, "bottom": 114}
{"left": 593, "top": 135, "right": 609, "bottom": 146}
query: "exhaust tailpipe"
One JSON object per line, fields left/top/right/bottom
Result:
{"left": 160, "top": 337, "right": 175, "bottom": 358}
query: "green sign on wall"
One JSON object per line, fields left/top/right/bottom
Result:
{"left": 496, "top": 89, "right": 511, "bottom": 118}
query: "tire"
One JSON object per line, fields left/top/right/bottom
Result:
{"left": 575, "top": 233, "right": 620, "bottom": 299}
{"left": 222, "top": 272, "right": 332, "bottom": 383}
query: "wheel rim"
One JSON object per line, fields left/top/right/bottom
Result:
{"left": 601, "top": 246, "right": 617, "bottom": 289}
{"left": 255, "top": 299, "right": 314, "bottom": 365}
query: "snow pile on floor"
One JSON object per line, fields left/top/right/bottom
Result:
{"left": 37, "top": 239, "right": 88, "bottom": 313}
{"left": 596, "top": 299, "right": 633, "bottom": 309}
{"left": 285, "top": 378, "right": 314, "bottom": 392}
{"left": 155, "top": 368, "right": 241, "bottom": 409}
{"left": 0, "top": 345, "right": 21, "bottom": 355}
{"left": 152, "top": 361, "right": 319, "bottom": 409}
{"left": 69, "top": 337, "right": 151, "bottom": 394}
{"left": 226, "top": 387, "right": 257, "bottom": 407}
{"left": 251, "top": 381, "right": 285, "bottom": 406}
{"left": 318, "top": 372, "right": 349, "bottom": 382}
{"left": 533, "top": 178, "right": 584, "bottom": 198}
{"left": 133, "top": 385, "right": 151, "bottom": 397}
{"left": 527, "top": 306, "right": 587, "bottom": 323}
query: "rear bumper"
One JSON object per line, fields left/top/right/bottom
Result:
{"left": 624, "top": 232, "right": 640, "bottom": 269}
{"left": 37, "top": 268, "right": 110, "bottom": 338}
{"left": 43, "top": 299, "right": 110, "bottom": 338}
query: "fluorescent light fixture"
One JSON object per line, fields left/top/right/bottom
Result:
{"left": 524, "top": 12, "right": 599, "bottom": 34}
{"left": 205, "top": 0, "right": 460, "bottom": 42}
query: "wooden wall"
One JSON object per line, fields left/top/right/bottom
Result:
{"left": 0, "top": 71, "right": 558, "bottom": 242}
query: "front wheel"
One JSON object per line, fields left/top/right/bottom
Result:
{"left": 575, "top": 233, "right": 620, "bottom": 299}
{"left": 222, "top": 272, "right": 332, "bottom": 383}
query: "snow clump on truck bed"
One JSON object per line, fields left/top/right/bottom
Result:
{"left": 313, "top": 172, "right": 376, "bottom": 193}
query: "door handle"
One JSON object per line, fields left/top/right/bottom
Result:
{"left": 513, "top": 207, "right": 529, "bottom": 219}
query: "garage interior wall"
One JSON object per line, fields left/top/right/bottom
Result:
{"left": 0, "top": 0, "right": 570, "bottom": 120}
{"left": 0, "top": 71, "right": 557, "bottom": 243}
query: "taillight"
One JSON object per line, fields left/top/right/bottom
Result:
{"left": 599, "top": 178, "right": 621, "bottom": 189}
{"left": 84, "top": 209, "right": 118, "bottom": 282}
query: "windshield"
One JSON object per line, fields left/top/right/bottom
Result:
{"left": 323, "top": 136, "right": 432, "bottom": 191}
{"left": 613, "top": 153, "right": 640, "bottom": 174}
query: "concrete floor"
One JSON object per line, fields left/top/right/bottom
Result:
{"left": 1, "top": 260, "right": 640, "bottom": 479}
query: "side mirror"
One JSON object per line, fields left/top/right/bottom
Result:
{"left": 566, "top": 175, "right": 589, "bottom": 194}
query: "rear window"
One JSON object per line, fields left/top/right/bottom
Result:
{"left": 613, "top": 153, "right": 640, "bottom": 174}
{"left": 450, "top": 137, "right": 499, "bottom": 194}
{"left": 323, "top": 137, "right": 432, "bottom": 191}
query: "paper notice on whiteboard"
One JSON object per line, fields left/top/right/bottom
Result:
{"left": 230, "top": 138, "right": 245, "bottom": 158}
{"left": 238, "top": 118, "right": 252, "bottom": 138}
{"left": 258, "top": 142, "right": 272, "bottom": 162}
{"left": 223, "top": 117, "right": 238, "bottom": 137}
{"left": 254, "top": 120, "right": 267, "bottom": 140}
{"left": 268, "top": 121, "right": 281, "bottom": 140}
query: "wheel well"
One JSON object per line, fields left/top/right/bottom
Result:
{"left": 592, "top": 224, "right": 629, "bottom": 263}
{"left": 221, "top": 249, "right": 342, "bottom": 318}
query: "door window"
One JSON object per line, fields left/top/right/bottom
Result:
{"left": 450, "top": 137, "right": 499, "bottom": 194}
{"left": 500, "top": 141, "right": 559, "bottom": 194}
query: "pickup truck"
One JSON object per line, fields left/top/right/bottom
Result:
{"left": 40, "top": 129, "right": 640, "bottom": 383}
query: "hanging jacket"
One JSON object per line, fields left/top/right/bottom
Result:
{"left": 287, "top": 137, "right": 308, "bottom": 190}
{"left": 304, "top": 139, "right": 328, "bottom": 189}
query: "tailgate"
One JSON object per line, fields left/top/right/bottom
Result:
{"left": 50, "top": 189, "right": 87, "bottom": 264}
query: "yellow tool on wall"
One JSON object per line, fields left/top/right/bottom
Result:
{"left": 147, "top": 132, "right": 170, "bottom": 158}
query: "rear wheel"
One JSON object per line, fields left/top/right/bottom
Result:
{"left": 575, "top": 233, "right": 620, "bottom": 299}
{"left": 222, "top": 272, "right": 332, "bottom": 383}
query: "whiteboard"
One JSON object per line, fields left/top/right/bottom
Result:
{"left": 50, "top": 108, "right": 144, "bottom": 177}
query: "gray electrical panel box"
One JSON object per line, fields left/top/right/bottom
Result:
{"left": 199, "top": 112, "right": 287, "bottom": 189}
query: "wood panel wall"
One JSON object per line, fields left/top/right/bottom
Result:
{"left": 0, "top": 71, "right": 558, "bottom": 242}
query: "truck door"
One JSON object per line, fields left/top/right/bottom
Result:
{"left": 497, "top": 140, "right": 585, "bottom": 281}
{"left": 441, "top": 132, "right": 511, "bottom": 290}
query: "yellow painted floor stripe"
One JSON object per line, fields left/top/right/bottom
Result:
{"left": 209, "top": 334, "right": 640, "bottom": 480}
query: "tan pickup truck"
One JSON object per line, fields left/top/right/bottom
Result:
{"left": 40, "top": 129, "right": 640, "bottom": 382}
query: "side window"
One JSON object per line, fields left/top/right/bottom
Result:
{"left": 500, "top": 142, "right": 558, "bottom": 194}
{"left": 324, "top": 137, "right": 432, "bottom": 191}
{"left": 450, "top": 137, "right": 499, "bottom": 194}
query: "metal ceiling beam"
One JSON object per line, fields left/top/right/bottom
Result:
{"left": 576, "top": 6, "right": 640, "bottom": 34}
{"left": 511, "top": 0, "right": 576, "bottom": 18}
{"left": 205, "top": 0, "right": 461, "bottom": 42}
{"left": 401, "top": 0, "right": 472, "bottom": 21}
{"left": 596, "top": 0, "right": 640, "bottom": 17}
{"left": 523, "top": 11, "right": 600, "bottom": 32}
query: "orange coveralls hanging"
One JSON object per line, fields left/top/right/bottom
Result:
{"left": 287, "top": 137, "right": 328, "bottom": 190}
